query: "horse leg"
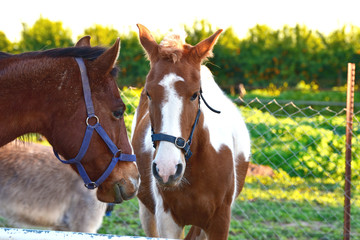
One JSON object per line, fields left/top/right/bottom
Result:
{"left": 185, "top": 226, "right": 207, "bottom": 240}
{"left": 155, "top": 202, "right": 184, "bottom": 238}
{"left": 204, "top": 206, "right": 232, "bottom": 240}
{"left": 139, "top": 200, "right": 158, "bottom": 237}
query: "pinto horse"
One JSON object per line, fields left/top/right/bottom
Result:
{"left": 0, "top": 37, "right": 139, "bottom": 203}
{"left": 132, "top": 24, "right": 251, "bottom": 240}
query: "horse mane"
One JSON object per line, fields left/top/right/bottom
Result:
{"left": 0, "top": 46, "right": 107, "bottom": 61}
{"left": 0, "top": 52, "right": 12, "bottom": 59}
{"left": 0, "top": 46, "right": 118, "bottom": 77}
{"left": 159, "top": 33, "right": 190, "bottom": 63}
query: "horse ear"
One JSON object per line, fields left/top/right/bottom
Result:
{"left": 93, "top": 38, "right": 120, "bottom": 73}
{"left": 75, "top": 36, "right": 91, "bottom": 47}
{"left": 137, "top": 24, "right": 159, "bottom": 61}
{"left": 191, "top": 29, "right": 223, "bottom": 62}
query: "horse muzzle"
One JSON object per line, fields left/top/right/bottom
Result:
{"left": 152, "top": 162, "right": 184, "bottom": 187}
{"left": 113, "top": 176, "right": 140, "bottom": 203}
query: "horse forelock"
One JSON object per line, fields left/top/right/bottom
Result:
{"left": 158, "top": 33, "right": 190, "bottom": 63}
{"left": 160, "top": 33, "right": 186, "bottom": 49}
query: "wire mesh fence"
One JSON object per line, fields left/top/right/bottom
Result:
{"left": 232, "top": 97, "right": 360, "bottom": 239}
{"left": 116, "top": 88, "right": 360, "bottom": 239}
{"left": 0, "top": 87, "right": 359, "bottom": 240}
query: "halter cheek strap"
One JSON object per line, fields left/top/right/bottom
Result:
{"left": 151, "top": 108, "right": 201, "bottom": 161}
{"left": 151, "top": 90, "right": 219, "bottom": 161}
{"left": 53, "top": 57, "right": 136, "bottom": 190}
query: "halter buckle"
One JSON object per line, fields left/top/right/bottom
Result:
{"left": 85, "top": 181, "right": 98, "bottom": 189}
{"left": 175, "top": 137, "right": 186, "bottom": 149}
{"left": 114, "top": 149, "right": 122, "bottom": 158}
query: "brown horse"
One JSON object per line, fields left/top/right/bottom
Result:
{"left": 132, "top": 25, "right": 250, "bottom": 239}
{"left": 0, "top": 141, "right": 106, "bottom": 233}
{"left": 0, "top": 37, "right": 139, "bottom": 203}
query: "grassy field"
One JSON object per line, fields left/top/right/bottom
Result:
{"left": 98, "top": 171, "right": 360, "bottom": 239}
{"left": 97, "top": 87, "right": 360, "bottom": 239}
{"left": 5, "top": 87, "right": 358, "bottom": 239}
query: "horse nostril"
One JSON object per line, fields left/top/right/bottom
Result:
{"left": 174, "top": 163, "right": 183, "bottom": 178}
{"left": 152, "top": 162, "right": 160, "bottom": 179}
{"left": 152, "top": 162, "right": 183, "bottom": 185}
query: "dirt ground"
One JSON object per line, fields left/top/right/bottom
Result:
{"left": 246, "top": 163, "right": 274, "bottom": 177}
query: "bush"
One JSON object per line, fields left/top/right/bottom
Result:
{"left": 242, "top": 106, "right": 360, "bottom": 180}
{"left": 120, "top": 87, "right": 359, "bottom": 181}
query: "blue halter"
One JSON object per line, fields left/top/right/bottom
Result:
{"left": 151, "top": 89, "right": 220, "bottom": 161}
{"left": 53, "top": 57, "right": 136, "bottom": 190}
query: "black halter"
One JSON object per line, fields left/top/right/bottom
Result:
{"left": 151, "top": 89, "right": 220, "bottom": 161}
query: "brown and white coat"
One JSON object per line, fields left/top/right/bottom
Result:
{"left": 131, "top": 24, "right": 250, "bottom": 240}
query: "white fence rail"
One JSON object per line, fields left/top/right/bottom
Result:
{"left": 0, "top": 228, "right": 176, "bottom": 240}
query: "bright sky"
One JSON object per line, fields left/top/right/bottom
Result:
{"left": 1, "top": 0, "right": 359, "bottom": 42}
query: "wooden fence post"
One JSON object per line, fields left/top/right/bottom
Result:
{"left": 344, "top": 63, "right": 355, "bottom": 240}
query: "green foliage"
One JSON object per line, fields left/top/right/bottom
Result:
{"left": 242, "top": 105, "right": 360, "bottom": 181}
{"left": 18, "top": 16, "right": 73, "bottom": 52}
{"left": 185, "top": 19, "right": 215, "bottom": 45}
{"left": 3, "top": 16, "right": 360, "bottom": 88}
{"left": 98, "top": 199, "right": 144, "bottom": 236}
{"left": 81, "top": 24, "right": 119, "bottom": 46}
{"left": 237, "top": 24, "right": 357, "bottom": 88}
{"left": 120, "top": 87, "right": 141, "bottom": 136}
{"left": 235, "top": 172, "right": 360, "bottom": 239}
{"left": 79, "top": 26, "right": 148, "bottom": 87}
{"left": 117, "top": 31, "right": 149, "bottom": 87}
{"left": 183, "top": 21, "right": 360, "bottom": 89}
{"left": 245, "top": 87, "right": 349, "bottom": 103}
{"left": 0, "top": 31, "right": 12, "bottom": 52}
{"left": 120, "top": 87, "right": 359, "bottom": 182}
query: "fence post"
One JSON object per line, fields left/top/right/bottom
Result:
{"left": 344, "top": 63, "right": 355, "bottom": 240}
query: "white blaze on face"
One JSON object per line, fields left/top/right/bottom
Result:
{"left": 153, "top": 73, "right": 184, "bottom": 183}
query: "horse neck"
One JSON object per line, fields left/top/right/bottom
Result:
{"left": 0, "top": 57, "right": 78, "bottom": 146}
{"left": 190, "top": 66, "right": 230, "bottom": 154}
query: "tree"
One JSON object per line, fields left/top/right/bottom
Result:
{"left": 81, "top": 25, "right": 119, "bottom": 46}
{"left": 184, "top": 19, "right": 214, "bottom": 46}
{"left": 318, "top": 25, "right": 360, "bottom": 86}
{"left": 0, "top": 31, "right": 12, "bottom": 52}
{"left": 80, "top": 25, "right": 148, "bottom": 87}
{"left": 184, "top": 20, "right": 243, "bottom": 93}
{"left": 239, "top": 24, "right": 278, "bottom": 86}
{"left": 18, "top": 16, "right": 73, "bottom": 51}
{"left": 238, "top": 24, "right": 327, "bottom": 87}
{"left": 211, "top": 27, "right": 242, "bottom": 94}
{"left": 117, "top": 30, "right": 149, "bottom": 87}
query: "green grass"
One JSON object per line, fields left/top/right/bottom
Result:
{"left": 231, "top": 200, "right": 343, "bottom": 240}
{"left": 98, "top": 199, "right": 145, "bottom": 236}
{"left": 103, "top": 87, "right": 359, "bottom": 239}
{"left": 98, "top": 172, "right": 360, "bottom": 239}
{"left": 234, "top": 173, "right": 360, "bottom": 239}
{"left": 9, "top": 87, "right": 358, "bottom": 239}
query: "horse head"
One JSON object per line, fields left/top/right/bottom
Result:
{"left": 137, "top": 24, "right": 222, "bottom": 187}
{"left": 54, "top": 37, "right": 140, "bottom": 203}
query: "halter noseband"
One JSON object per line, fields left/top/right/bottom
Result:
{"left": 151, "top": 89, "right": 220, "bottom": 161}
{"left": 53, "top": 57, "right": 136, "bottom": 190}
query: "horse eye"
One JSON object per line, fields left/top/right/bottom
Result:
{"left": 113, "top": 109, "right": 124, "bottom": 119}
{"left": 146, "top": 91, "right": 151, "bottom": 100}
{"left": 190, "top": 92, "right": 198, "bottom": 101}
